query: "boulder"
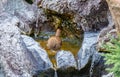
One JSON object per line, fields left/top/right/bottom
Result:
{"left": 41, "top": 0, "right": 107, "bottom": 15}
{"left": 40, "top": 0, "right": 109, "bottom": 31}
{"left": 106, "top": 0, "right": 120, "bottom": 34}
{"left": 0, "top": 13, "right": 52, "bottom": 77}
{"left": 96, "top": 10, "right": 116, "bottom": 51}
{"left": 21, "top": 35, "right": 53, "bottom": 72}
{"left": 56, "top": 50, "right": 77, "bottom": 69}
{"left": 97, "top": 28, "right": 117, "bottom": 51}
{"left": 78, "top": 34, "right": 105, "bottom": 77}
{"left": 0, "top": 14, "right": 32, "bottom": 77}
{"left": 77, "top": 32, "right": 99, "bottom": 70}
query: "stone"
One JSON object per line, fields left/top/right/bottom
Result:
{"left": 0, "top": 14, "right": 32, "bottom": 77}
{"left": 97, "top": 28, "right": 117, "bottom": 51}
{"left": 77, "top": 32, "right": 106, "bottom": 77}
{"left": 77, "top": 32, "right": 99, "bottom": 70}
{"left": 1, "top": 0, "right": 47, "bottom": 35}
{"left": 56, "top": 50, "right": 77, "bottom": 69}
{"left": 40, "top": 0, "right": 109, "bottom": 31}
{"left": 0, "top": 13, "right": 52, "bottom": 77}
{"left": 21, "top": 35, "right": 53, "bottom": 72}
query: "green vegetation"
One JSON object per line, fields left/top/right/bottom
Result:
{"left": 102, "top": 36, "right": 120, "bottom": 77}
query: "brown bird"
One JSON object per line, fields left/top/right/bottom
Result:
{"left": 47, "top": 29, "right": 62, "bottom": 51}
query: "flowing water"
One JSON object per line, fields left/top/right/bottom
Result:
{"left": 54, "top": 69, "right": 58, "bottom": 77}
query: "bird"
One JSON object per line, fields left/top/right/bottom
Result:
{"left": 47, "top": 28, "right": 62, "bottom": 52}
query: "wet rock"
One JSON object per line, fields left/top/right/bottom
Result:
{"left": 77, "top": 32, "right": 99, "bottom": 70}
{"left": 41, "top": 0, "right": 109, "bottom": 31}
{"left": 89, "top": 44, "right": 105, "bottom": 77}
{"left": 41, "top": 0, "right": 107, "bottom": 15}
{"left": 21, "top": 35, "right": 53, "bottom": 72}
{"left": 56, "top": 50, "right": 77, "bottom": 69}
{"left": 96, "top": 11, "right": 116, "bottom": 51}
{"left": 77, "top": 32, "right": 106, "bottom": 77}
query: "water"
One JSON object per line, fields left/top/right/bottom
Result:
{"left": 54, "top": 69, "right": 58, "bottom": 77}
{"left": 36, "top": 39, "right": 80, "bottom": 77}
{"left": 37, "top": 40, "right": 80, "bottom": 66}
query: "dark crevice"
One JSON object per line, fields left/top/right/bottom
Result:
{"left": 25, "top": 0, "right": 33, "bottom": 4}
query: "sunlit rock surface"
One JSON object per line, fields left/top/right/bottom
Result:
{"left": 77, "top": 32, "right": 99, "bottom": 70}
{"left": 0, "top": 0, "right": 116, "bottom": 77}
{"left": 56, "top": 50, "right": 77, "bottom": 69}
{"left": 1, "top": 0, "right": 47, "bottom": 35}
{"left": 106, "top": 0, "right": 120, "bottom": 34}
{"left": 0, "top": 14, "right": 32, "bottom": 77}
{"left": 41, "top": 0, "right": 106, "bottom": 15}
{"left": 0, "top": 13, "right": 52, "bottom": 77}
{"left": 77, "top": 32, "right": 105, "bottom": 77}
{"left": 21, "top": 35, "right": 53, "bottom": 71}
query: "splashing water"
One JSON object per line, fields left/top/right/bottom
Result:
{"left": 54, "top": 68, "right": 58, "bottom": 77}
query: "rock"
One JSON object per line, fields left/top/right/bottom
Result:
{"left": 97, "top": 28, "right": 117, "bottom": 51}
{"left": 21, "top": 35, "right": 53, "bottom": 72}
{"left": 77, "top": 32, "right": 106, "bottom": 77}
{"left": 0, "top": 13, "right": 52, "bottom": 77}
{"left": 96, "top": 10, "right": 116, "bottom": 51}
{"left": 2, "top": 0, "right": 47, "bottom": 35}
{"left": 106, "top": 0, "right": 120, "bottom": 34}
{"left": 41, "top": 0, "right": 107, "bottom": 15}
{"left": 40, "top": 0, "right": 109, "bottom": 31}
{"left": 89, "top": 44, "right": 105, "bottom": 77}
{"left": 77, "top": 32, "right": 99, "bottom": 70}
{"left": 56, "top": 50, "right": 77, "bottom": 69}
{"left": 0, "top": 14, "right": 32, "bottom": 77}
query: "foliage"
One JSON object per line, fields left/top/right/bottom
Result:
{"left": 102, "top": 36, "right": 120, "bottom": 77}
